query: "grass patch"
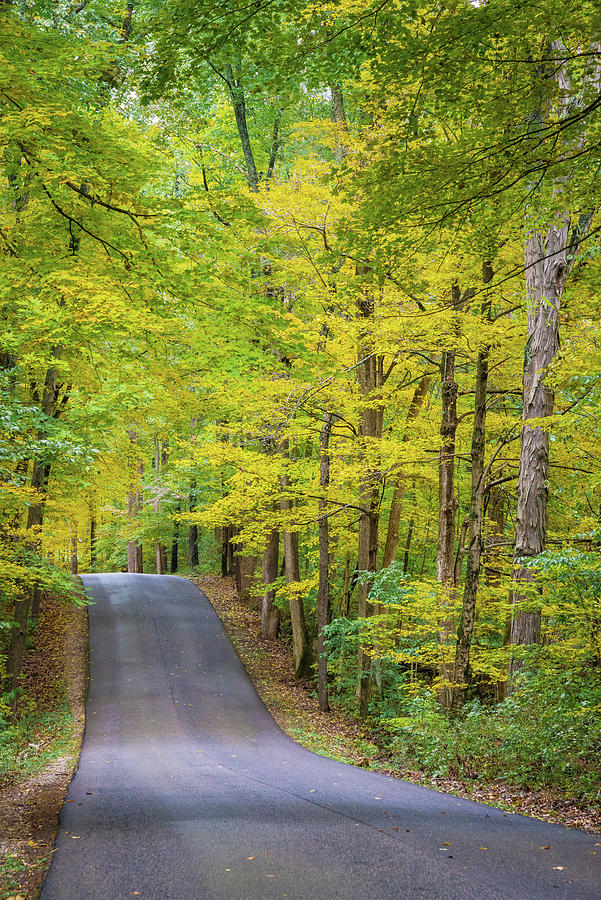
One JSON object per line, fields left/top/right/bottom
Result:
{"left": 0, "top": 695, "right": 76, "bottom": 781}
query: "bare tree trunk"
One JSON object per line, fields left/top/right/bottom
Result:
{"left": 382, "top": 375, "right": 432, "bottom": 567}
{"left": 317, "top": 412, "right": 333, "bottom": 711}
{"left": 453, "top": 266, "right": 493, "bottom": 709}
{"left": 261, "top": 525, "right": 280, "bottom": 640}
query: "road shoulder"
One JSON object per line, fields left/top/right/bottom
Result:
{"left": 0, "top": 593, "right": 87, "bottom": 900}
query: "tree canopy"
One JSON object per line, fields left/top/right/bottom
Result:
{"left": 1, "top": 0, "right": 600, "bottom": 799}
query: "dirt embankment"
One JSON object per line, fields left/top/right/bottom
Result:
{"left": 0, "top": 593, "right": 87, "bottom": 900}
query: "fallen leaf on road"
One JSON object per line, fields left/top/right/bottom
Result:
{"left": 539, "top": 845, "right": 550, "bottom": 850}
{"left": 552, "top": 866, "right": 565, "bottom": 871}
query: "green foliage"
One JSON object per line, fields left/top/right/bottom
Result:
{"left": 386, "top": 671, "right": 601, "bottom": 801}
{"left": 0, "top": 696, "right": 75, "bottom": 777}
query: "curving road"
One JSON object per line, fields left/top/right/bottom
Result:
{"left": 41, "top": 574, "right": 600, "bottom": 900}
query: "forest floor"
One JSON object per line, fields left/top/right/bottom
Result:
{"left": 192, "top": 574, "right": 601, "bottom": 836}
{"left": 0, "top": 593, "right": 87, "bottom": 900}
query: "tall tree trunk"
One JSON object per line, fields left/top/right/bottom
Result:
{"left": 227, "top": 526, "right": 235, "bottom": 575}
{"left": 355, "top": 271, "right": 384, "bottom": 716}
{"left": 341, "top": 553, "right": 351, "bottom": 616}
{"left": 224, "top": 62, "right": 259, "bottom": 192}
{"left": 382, "top": 375, "right": 432, "bottom": 568}
{"left": 317, "top": 412, "right": 333, "bottom": 711}
{"left": 171, "top": 505, "right": 180, "bottom": 573}
{"left": 189, "top": 479, "right": 199, "bottom": 568}
{"left": 403, "top": 507, "right": 415, "bottom": 574}
{"left": 437, "top": 284, "right": 460, "bottom": 706}
{"left": 154, "top": 437, "right": 168, "bottom": 575}
{"left": 221, "top": 526, "right": 229, "bottom": 577}
{"left": 510, "top": 235, "right": 562, "bottom": 658}
{"left": 90, "top": 513, "right": 97, "bottom": 570}
{"left": 452, "top": 264, "right": 493, "bottom": 709}
{"left": 331, "top": 82, "right": 349, "bottom": 164}
{"left": 261, "top": 524, "right": 280, "bottom": 640}
{"left": 127, "top": 430, "right": 143, "bottom": 573}
{"left": 189, "top": 523, "right": 199, "bottom": 568}
{"left": 510, "top": 42, "right": 597, "bottom": 675}
{"left": 70, "top": 525, "right": 78, "bottom": 575}
{"left": 281, "top": 442, "right": 312, "bottom": 678}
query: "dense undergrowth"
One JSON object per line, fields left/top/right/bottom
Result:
{"left": 322, "top": 642, "right": 601, "bottom": 803}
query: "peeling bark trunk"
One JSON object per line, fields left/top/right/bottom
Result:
{"left": 510, "top": 42, "right": 597, "bottom": 675}
{"left": 510, "top": 231, "right": 563, "bottom": 657}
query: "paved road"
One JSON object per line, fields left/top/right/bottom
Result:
{"left": 41, "top": 574, "right": 600, "bottom": 900}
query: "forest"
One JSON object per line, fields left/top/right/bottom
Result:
{"left": 1, "top": 0, "right": 601, "bottom": 810}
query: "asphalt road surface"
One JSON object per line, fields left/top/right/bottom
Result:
{"left": 40, "top": 574, "right": 600, "bottom": 900}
